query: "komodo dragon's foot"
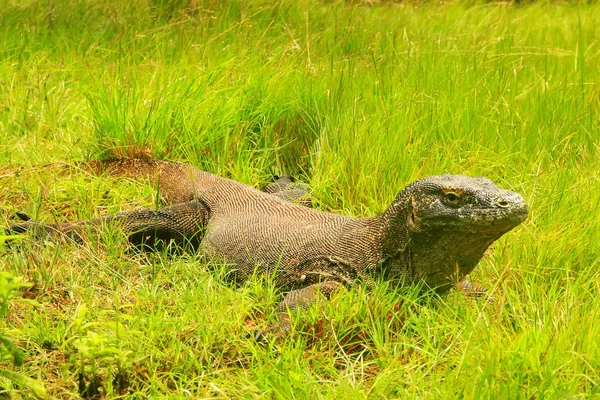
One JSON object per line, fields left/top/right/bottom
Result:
{"left": 251, "top": 281, "right": 342, "bottom": 345}
{"left": 456, "top": 280, "right": 489, "bottom": 296}
{"left": 252, "top": 315, "right": 292, "bottom": 346}
{"left": 264, "top": 175, "right": 313, "bottom": 208}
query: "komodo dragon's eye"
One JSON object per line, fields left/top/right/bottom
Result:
{"left": 443, "top": 191, "right": 461, "bottom": 205}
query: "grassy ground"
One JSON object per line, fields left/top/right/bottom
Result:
{"left": 0, "top": 0, "right": 599, "bottom": 398}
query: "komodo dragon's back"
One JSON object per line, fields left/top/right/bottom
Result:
{"left": 84, "top": 159, "right": 215, "bottom": 204}
{"left": 84, "top": 159, "right": 313, "bottom": 208}
{"left": 8, "top": 158, "right": 529, "bottom": 336}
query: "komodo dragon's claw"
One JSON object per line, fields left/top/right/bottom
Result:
{"left": 252, "top": 313, "right": 292, "bottom": 346}
{"left": 456, "top": 280, "right": 489, "bottom": 296}
{"left": 252, "top": 327, "right": 284, "bottom": 356}
{"left": 253, "top": 330, "right": 270, "bottom": 344}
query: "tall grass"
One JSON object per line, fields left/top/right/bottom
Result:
{"left": 0, "top": 0, "right": 598, "bottom": 398}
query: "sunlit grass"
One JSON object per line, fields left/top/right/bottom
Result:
{"left": 0, "top": 0, "right": 598, "bottom": 398}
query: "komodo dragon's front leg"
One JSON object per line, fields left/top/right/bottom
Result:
{"left": 9, "top": 200, "right": 210, "bottom": 251}
{"left": 255, "top": 281, "right": 342, "bottom": 342}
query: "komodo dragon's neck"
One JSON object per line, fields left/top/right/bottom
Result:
{"left": 373, "top": 202, "right": 493, "bottom": 293}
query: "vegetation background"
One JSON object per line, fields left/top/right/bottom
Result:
{"left": 0, "top": 0, "right": 598, "bottom": 398}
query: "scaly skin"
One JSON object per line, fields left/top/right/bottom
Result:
{"left": 263, "top": 174, "right": 313, "bottom": 208}
{"left": 6, "top": 159, "right": 529, "bottom": 336}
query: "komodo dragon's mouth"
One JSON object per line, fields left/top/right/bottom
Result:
{"left": 420, "top": 204, "right": 529, "bottom": 230}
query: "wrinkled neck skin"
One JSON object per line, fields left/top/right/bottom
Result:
{"left": 374, "top": 188, "right": 496, "bottom": 294}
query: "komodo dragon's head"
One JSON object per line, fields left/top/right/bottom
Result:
{"left": 382, "top": 174, "right": 529, "bottom": 293}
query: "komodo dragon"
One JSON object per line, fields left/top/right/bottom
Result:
{"left": 6, "top": 159, "right": 529, "bottom": 336}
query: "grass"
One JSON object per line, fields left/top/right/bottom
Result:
{"left": 0, "top": 0, "right": 598, "bottom": 398}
